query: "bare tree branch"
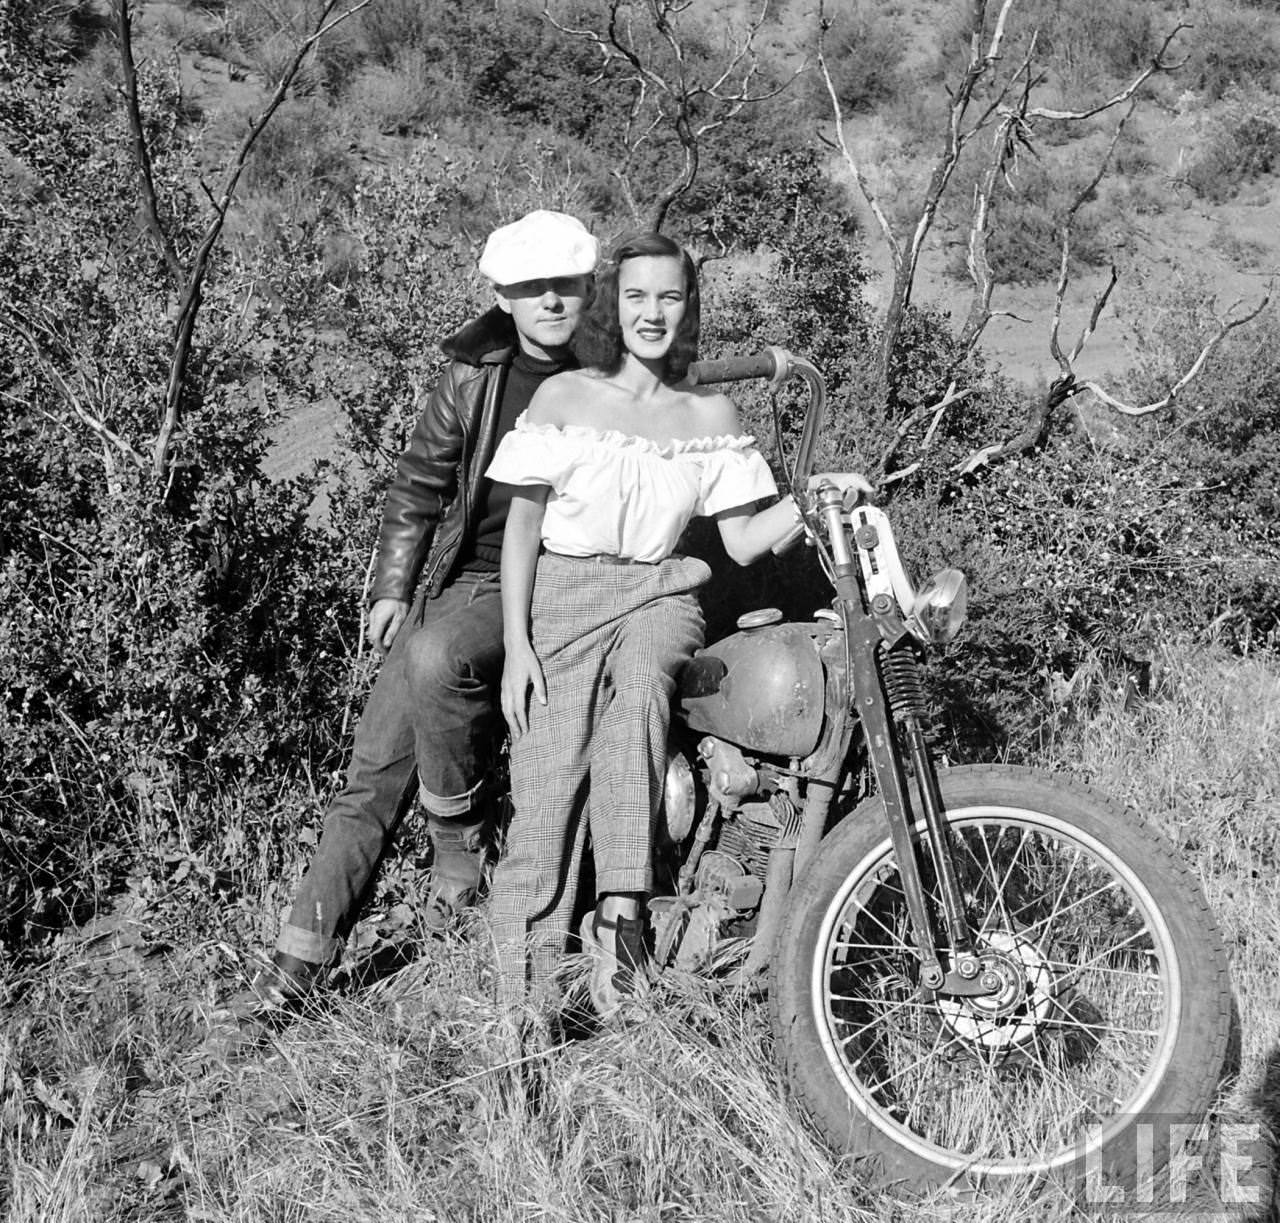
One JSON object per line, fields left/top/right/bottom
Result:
{"left": 148, "top": 0, "right": 373, "bottom": 483}
{"left": 1080, "top": 294, "right": 1271, "bottom": 416}
{"left": 820, "top": 0, "right": 1197, "bottom": 465}
{"left": 4, "top": 305, "right": 148, "bottom": 472}
{"left": 1050, "top": 264, "right": 1118, "bottom": 372}
{"left": 113, "top": 0, "right": 185, "bottom": 287}
{"left": 820, "top": 0, "right": 1020, "bottom": 400}
{"left": 952, "top": 373, "right": 1078, "bottom": 477}
{"left": 1025, "top": 24, "right": 1189, "bottom": 122}
{"left": 1047, "top": 105, "right": 1133, "bottom": 371}
{"left": 878, "top": 380, "right": 972, "bottom": 480}
{"left": 815, "top": 2, "right": 900, "bottom": 271}
{"left": 544, "top": 0, "right": 794, "bottom": 230}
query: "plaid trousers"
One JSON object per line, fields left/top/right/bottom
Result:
{"left": 489, "top": 551, "right": 710, "bottom": 1003}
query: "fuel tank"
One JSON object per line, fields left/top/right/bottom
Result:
{"left": 677, "top": 621, "right": 828, "bottom": 758}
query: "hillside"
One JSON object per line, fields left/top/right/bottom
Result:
{"left": 116, "top": 0, "right": 1280, "bottom": 474}
{"left": 845, "top": 0, "right": 1280, "bottom": 388}
{"left": 4, "top": 2, "right": 1280, "bottom": 1218}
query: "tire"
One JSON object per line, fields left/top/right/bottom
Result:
{"left": 769, "top": 764, "right": 1232, "bottom": 1192}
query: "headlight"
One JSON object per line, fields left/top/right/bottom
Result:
{"left": 908, "top": 568, "right": 968, "bottom": 644}
{"left": 657, "top": 749, "right": 697, "bottom": 845}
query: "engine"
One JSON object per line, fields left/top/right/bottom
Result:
{"left": 652, "top": 734, "right": 801, "bottom": 971}
{"left": 654, "top": 612, "right": 846, "bottom": 972}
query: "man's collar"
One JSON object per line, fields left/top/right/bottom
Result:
{"left": 441, "top": 306, "right": 518, "bottom": 365}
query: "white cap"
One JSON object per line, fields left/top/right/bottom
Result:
{"left": 478, "top": 210, "right": 598, "bottom": 286}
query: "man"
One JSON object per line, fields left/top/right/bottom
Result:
{"left": 255, "top": 210, "right": 598, "bottom": 1005}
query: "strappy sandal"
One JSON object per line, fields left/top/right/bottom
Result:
{"left": 579, "top": 906, "right": 650, "bottom": 1020}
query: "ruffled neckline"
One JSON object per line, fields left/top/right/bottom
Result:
{"left": 512, "top": 411, "right": 758, "bottom": 457}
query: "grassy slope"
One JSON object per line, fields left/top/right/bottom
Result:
{"left": 4, "top": 645, "right": 1277, "bottom": 1221}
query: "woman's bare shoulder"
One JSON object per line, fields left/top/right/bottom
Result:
{"left": 682, "top": 386, "right": 742, "bottom": 437}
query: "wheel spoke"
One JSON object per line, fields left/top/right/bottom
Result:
{"left": 835, "top": 993, "right": 919, "bottom": 1047}
{"left": 1008, "top": 876, "right": 1127, "bottom": 947}
{"left": 970, "top": 822, "right": 1019, "bottom": 933}
{"left": 1044, "top": 924, "right": 1155, "bottom": 979}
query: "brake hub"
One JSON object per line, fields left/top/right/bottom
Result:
{"left": 935, "top": 931, "right": 1057, "bottom": 1052}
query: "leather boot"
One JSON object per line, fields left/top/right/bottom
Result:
{"left": 259, "top": 951, "right": 325, "bottom": 1003}
{"left": 424, "top": 814, "right": 490, "bottom": 932}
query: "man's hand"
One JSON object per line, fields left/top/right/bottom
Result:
{"left": 367, "top": 598, "right": 410, "bottom": 654}
{"left": 501, "top": 638, "right": 547, "bottom": 738}
{"left": 809, "top": 471, "right": 874, "bottom": 511}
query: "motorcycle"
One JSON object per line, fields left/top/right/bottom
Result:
{"left": 642, "top": 347, "right": 1232, "bottom": 1193}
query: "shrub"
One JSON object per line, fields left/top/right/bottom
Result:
{"left": 1184, "top": 3, "right": 1280, "bottom": 100}
{"left": 343, "top": 49, "right": 461, "bottom": 137}
{"left": 189, "top": 0, "right": 354, "bottom": 93}
{"left": 236, "top": 97, "right": 358, "bottom": 204}
{"left": 6, "top": 0, "right": 111, "bottom": 63}
{"left": 1121, "top": 295, "right": 1280, "bottom": 644}
{"left": 1018, "top": 0, "right": 1157, "bottom": 83}
{"left": 1184, "top": 86, "right": 1280, "bottom": 201}
{"left": 931, "top": 0, "right": 1160, "bottom": 93}
{"left": 806, "top": 5, "right": 907, "bottom": 116}
{"left": 353, "top": 0, "right": 448, "bottom": 66}
{"left": 0, "top": 48, "right": 368, "bottom": 954}
{"left": 945, "top": 156, "right": 1113, "bottom": 285}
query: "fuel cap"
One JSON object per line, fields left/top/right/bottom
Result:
{"left": 736, "top": 607, "right": 783, "bottom": 629}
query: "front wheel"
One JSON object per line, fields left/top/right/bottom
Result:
{"left": 770, "top": 764, "right": 1232, "bottom": 1191}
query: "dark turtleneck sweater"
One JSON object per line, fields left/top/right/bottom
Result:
{"left": 464, "top": 347, "right": 575, "bottom": 570}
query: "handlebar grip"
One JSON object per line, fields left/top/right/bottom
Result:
{"left": 686, "top": 351, "right": 780, "bottom": 386}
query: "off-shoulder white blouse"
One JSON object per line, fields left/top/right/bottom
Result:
{"left": 485, "top": 413, "right": 779, "bottom": 562}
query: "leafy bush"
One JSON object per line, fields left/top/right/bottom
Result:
{"left": 931, "top": 0, "right": 1160, "bottom": 92}
{"left": 806, "top": 4, "right": 907, "bottom": 115}
{"left": 343, "top": 48, "right": 460, "bottom": 137}
{"left": 1184, "top": 3, "right": 1280, "bottom": 100}
{"left": 1013, "top": 0, "right": 1158, "bottom": 83}
{"left": 945, "top": 156, "right": 1113, "bottom": 285}
{"left": 1122, "top": 295, "right": 1280, "bottom": 644}
{"left": 237, "top": 96, "right": 358, "bottom": 202}
{"left": 0, "top": 50, "right": 363, "bottom": 953}
{"left": 353, "top": 0, "right": 447, "bottom": 66}
{"left": 1184, "top": 86, "right": 1280, "bottom": 201}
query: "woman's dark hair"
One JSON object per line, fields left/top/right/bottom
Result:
{"left": 571, "top": 231, "right": 700, "bottom": 381}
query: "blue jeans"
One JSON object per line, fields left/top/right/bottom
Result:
{"left": 276, "top": 570, "right": 505, "bottom": 966}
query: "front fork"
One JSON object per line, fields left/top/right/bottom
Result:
{"left": 816, "top": 490, "right": 988, "bottom": 996}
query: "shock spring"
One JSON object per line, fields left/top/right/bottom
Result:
{"left": 880, "top": 644, "right": 929, "bottom": 723}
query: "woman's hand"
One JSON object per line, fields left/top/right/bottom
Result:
{"left": 501, "top": 638, "right": 547, "bottom": 738}
{"left": 808, "top": 471, "right": 874, "bottom": 511}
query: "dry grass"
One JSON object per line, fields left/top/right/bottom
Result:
{"left": 1048, "top": 644, "right": 1280, "bottom": 1142}
{"left": 4, "top": 642, "right": 1277, "bottom": 1221}
{"left": 4, "top": 933, "right": 880, "bottom": 1221}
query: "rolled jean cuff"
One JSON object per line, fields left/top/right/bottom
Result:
{"left": 419, "top": 774, "right": 487, "bottom": 819}
{"left": 275, "top": 922, "right": 342, "bottom": 967}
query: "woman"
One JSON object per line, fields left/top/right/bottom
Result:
{"left": 486, "top": 232, "right": 864, "bottom": 1017}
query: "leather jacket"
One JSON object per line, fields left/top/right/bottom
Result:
{"left": 369, "top": 307, "right": 517, "bottom": 606}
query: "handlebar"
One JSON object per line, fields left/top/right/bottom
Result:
{"left": 686, "top": 350, "right": 783, "bottom": 386}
